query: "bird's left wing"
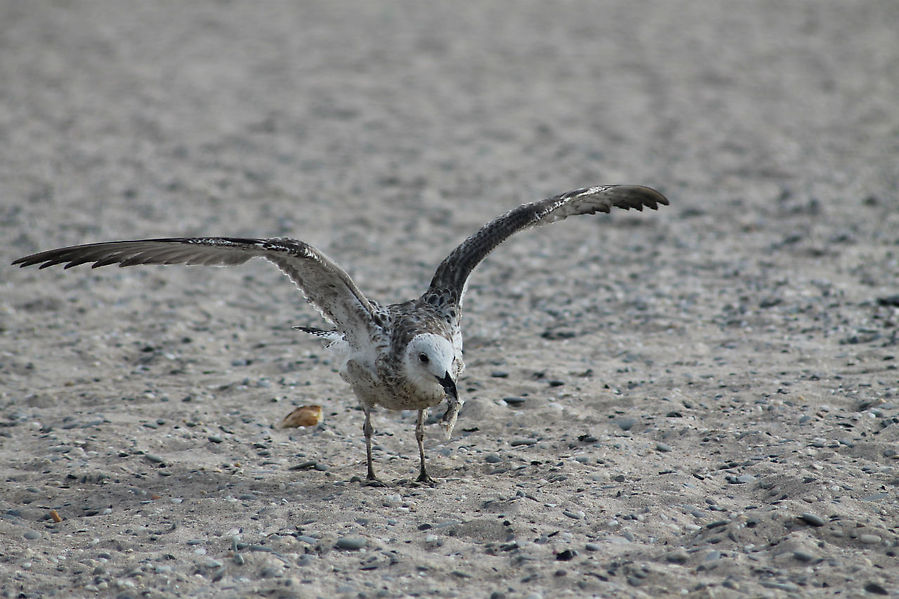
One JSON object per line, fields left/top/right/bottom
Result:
{"left": 427, "top": 185, "right": 668, "bottom": 304}
{"left": 13, "top": 237, "right": 379, "bottom": 339}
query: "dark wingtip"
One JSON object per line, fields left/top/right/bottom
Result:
{"left": 632, "top": 185, "right": 669, "bottom": 210}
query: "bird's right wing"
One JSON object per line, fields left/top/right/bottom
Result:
{"left": 428, "top": 185, "right": 668, "bottom": 303}
{"left": 13, "top": 237, "right": 380, "bottom": 340}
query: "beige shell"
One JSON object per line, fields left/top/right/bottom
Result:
{"left": 279, "top": 405, "right": 323, "bottom": 428}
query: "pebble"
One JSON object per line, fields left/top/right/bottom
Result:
{"left": 503, "top": 397, "right": 527, "bottom": 406}
{"left": 665, "top": 549, "right": 689, "bottom": 563}
{"left": 562, "top": 510, "right": 584, "bottom": 520}
{"left": 510, "top": 438, "right": 537, "bottom": 447}
{"left": 585, "top": 543, "right": 600, "bottom": 552}
{"left": 335, "top": 536, "right": 367, "bottom": 551}
{"left": 382, "top": 494, "right": 403, "bottom": 507}
{"left": 655, "top": 442, "right": 672, "bottom": 452}
{"left": 799, "top": 513, "right": 826, "bottom": 527}
{"left": 207, "top": 435, "right": 223, "bottom": 444}
{"left": 555, "top": 549, "right": 577, "bottom": 561}
{"left": 23, "top": 530, "right": 41, "bottom": 540}
{"left": 859, "top": 534, "right": 881, "bottom": 545}
{"left": 727, "top": 474, "right": 756, "bottom": 484}
{"left": 616, "top": 417, "right": 636, "bottom": 431}
{"left": 484, "top": 453, "right": 503, "bottom": 464}
{"left": 864, "top": 582, "right": 889, "bottom": 595}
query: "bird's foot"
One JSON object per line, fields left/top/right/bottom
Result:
{"left": 362, "top": 476, "right": 389, "bottom": 488}
{"left": 414, "top": 470, "right": 438, "bottom": 487}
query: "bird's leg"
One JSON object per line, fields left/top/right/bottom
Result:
{"left": 362, "top": 407, "right": 386, "bottom": 486}
{"left": 415, "top": 409, "right": 436, "bottom": 485}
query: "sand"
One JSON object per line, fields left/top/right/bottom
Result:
{"left": 1, "top": 2, "right": 897, "bottom": 597}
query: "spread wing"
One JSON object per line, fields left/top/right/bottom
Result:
{"left": 428, "top": 185, "right": 668, "bottom": 303}
{"left": 12, "top": 237, "right": 378, "bottom": 340}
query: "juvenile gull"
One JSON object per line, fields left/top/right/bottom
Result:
{"left": 13, "top": 185, "right": 668, "bottom": 484}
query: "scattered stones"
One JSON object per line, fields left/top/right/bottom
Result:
{"left": 335, "top": 536, "right": 367, "bottom": 551}
{"left": 859, "top": 534, "right": 882, "bottom": 545}
{"left": 615, "top": 417, "right": 637, "bottom": 431}
{"left": 555, "top": 549, "right": 577, "bottom": 561}
{"left": 726, "top": 474, "right": 755, "bottom": 484}
{"left": 864, "top": 582, "right": 889, "bottom": 595}
{"left": 798, "top": 513, "right": 826, "bottom": 527}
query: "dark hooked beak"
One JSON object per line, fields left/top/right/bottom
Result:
{"left": 438, "top": 372, "right": 457, "bottom": 401}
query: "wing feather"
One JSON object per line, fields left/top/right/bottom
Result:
{"left": 13, "top": 237, "right": 377, "bottom": 340}
{"left": 428, "top": 185, "right": 668, "bottom": 302}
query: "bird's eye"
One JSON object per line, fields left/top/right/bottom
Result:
{"left": 418, "top": 353, "right": 429, "bottom": 364}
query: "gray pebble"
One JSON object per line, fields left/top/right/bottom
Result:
{"left": 335, "top": 536, "right": 367, "bottom": 550}
{"left": 585, "top": 542, "right": 600, "bottom": 552}
{"left": 655, "top": 442, "right": 672, "bottom": 452}
{"left": 859, "top": 534, "right": 881, "bottom": 544}
{"left": 503, "top": 397, "right": 527, "bottom": 406}
{"left": 727, "top": 474, "right": 755, "bottom": 484}
{"left": 484, "top": 453, "right": 503, "bottom": 464}
{"left": 207, "top": 435, "right": 223, "bottom": 444}
{"left": 799, "top": 513, "right": 826, "bottom": 527}
{"left": 793, "top": 550, "right": 817, "bottom": 562}
{"left": 616, "top": 417, "right": 636, "bottom": 431}
{"left": 665, "top": 549, "right": 689, "bottom": 564}
{"left": 144, "top": 454, "right": 165, "bottom": 464}
{"left": 864, "top": 582, "right": 889, "bottom": 595}
{"left": 562, "top": 510, "right": 584, "bottom": 520}
{"left": 510, "top": 438, "right": 537, "bottom": 447}
{"left": 23, "top": 529, "right": 40, "bottom": 540}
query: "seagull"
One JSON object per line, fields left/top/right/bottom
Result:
{"left": 13, "top": 185, "right": 668, "bottom": 484}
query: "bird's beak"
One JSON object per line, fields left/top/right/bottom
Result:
{"left": 438, "top": 372, "right": 457, "bottom": 400}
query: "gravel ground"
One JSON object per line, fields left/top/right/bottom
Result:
{"left": 2, "top": 2, "right": 897, "bottom": 598}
